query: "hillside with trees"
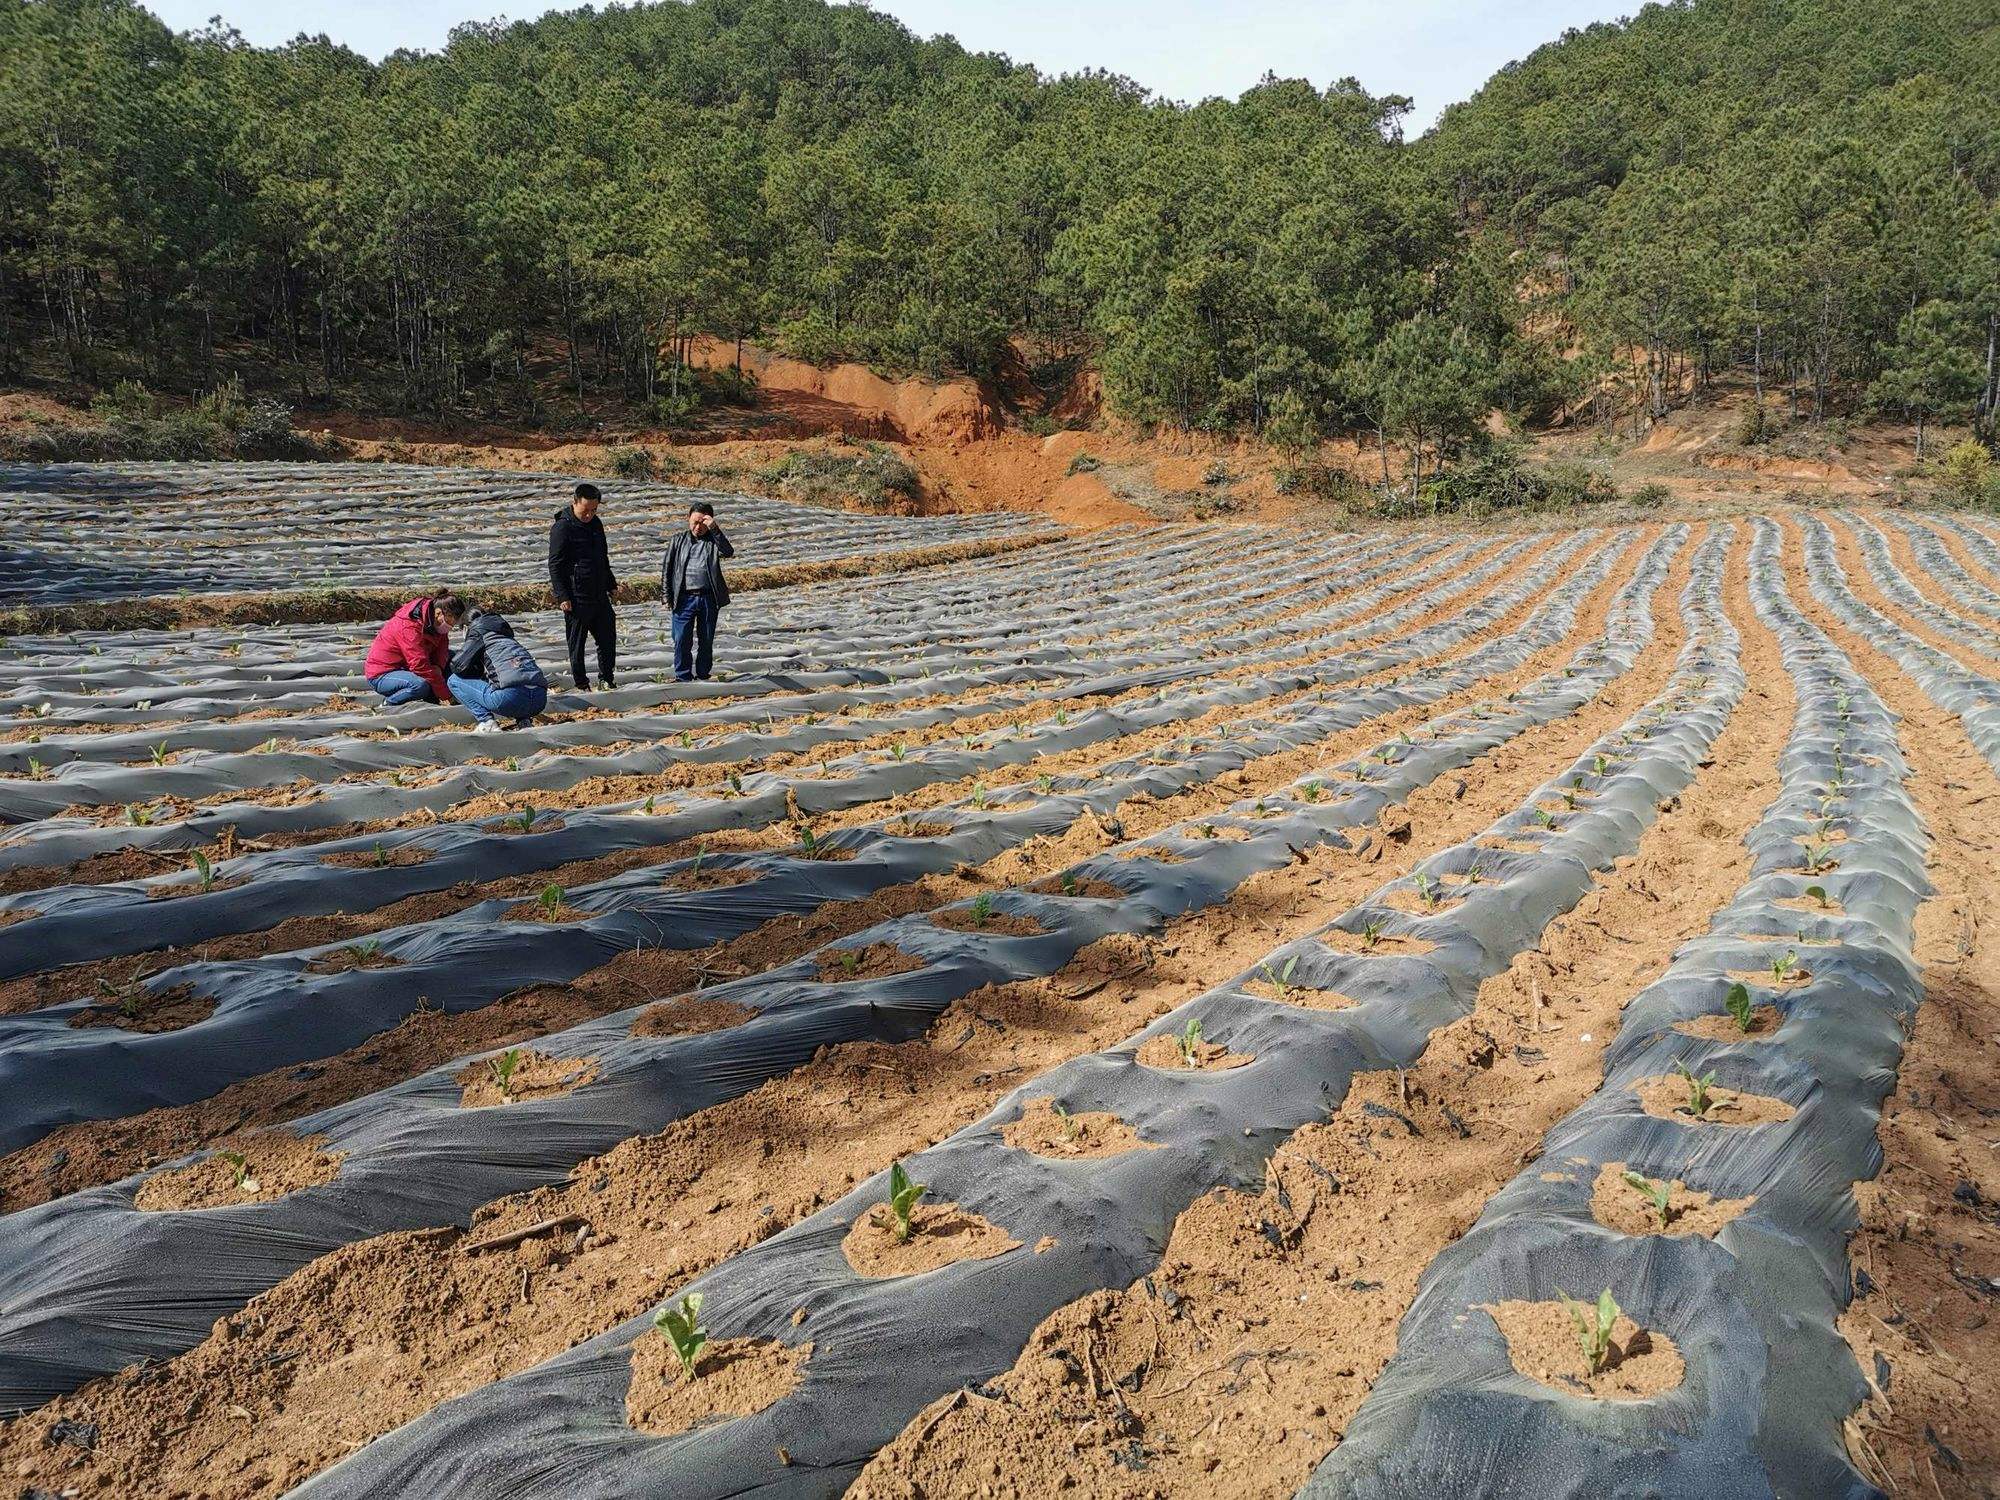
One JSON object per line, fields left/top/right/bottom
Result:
{"left": 1, "top": 0, "right": 1995, "bottom": 493}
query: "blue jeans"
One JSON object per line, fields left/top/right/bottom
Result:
{"left": 448, "top": 674, "right": 548, "bottom": 724}
{"left": 367, "top": 670, "right": 436, "bottom": 706}
{"left": 672, "top": 592, "right": 720, "bottom": 681}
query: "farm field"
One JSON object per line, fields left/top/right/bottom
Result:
{"left": 0, "top": 467, "right": 1994, "bottom": 1499}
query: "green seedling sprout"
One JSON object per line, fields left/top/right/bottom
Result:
{"left": 514, "top": 807, "right": 536, "bottom": 833}
{"left": 1175, "top": 1018, "right": 1204, "bottom": 1068}
{"left": 348, "top": 939, "right": 381, "bottom": 962}
{"left": 1559, "top": 1288, "right": 1621, "bottom": 1375}
{"left": 1060, "top": 873, "right": 1078, "bottom": 896}
{"left": 726, "top": 770, "right": 743, "bottom": 795}
{"left": 887, "top": 1160, "right": 927, "bottom": 1242}
{"left": 124, "top": 803, "right": 151, "bottom": 827}
{"left": 971, "top": 783, "right": 990, "bottom": 810}
{"left": 969, "top": 892, "right": 995, "bottom": 927}
{"left": 1805, "top": 884, "right": 1829, "bottom": 909}
{"left": 1299, "top": 781, "right": 1324, "bottom": 803}
{"left": 643, "top": 794, "right": 656, "bottom": 816}
{"left": 220, "top": 1149, "right": 258, "bottom": 1193}
{"left": 489, "top": 1047, "right": 523, "bottom": 1102}
{"left": 27, "top": 757, "right": 45, "bottom": 779}
{"left": 1673, "top": 1060, "right": 1717, "bottom": 1117}
{"left": 1360, "top": 917, "right": 1386, "bottom": 950}
{"left": 689, "top": 846, "right": 706, "bottom": 880}
{"left": 538, "top": 883, "right": 565, "bottom": 919}
{"left": 1259, "top": 955, "right": 1300, "bottom": 1000}
{"left": 190, "top": 850, "right": 215, "bottom": 892}
{"left": 1055, "top": 1101, "right": 1078, "bottom": 1143}
{"left": 505, "top": 756, "right": 519, "bottom": 772}
{"left": 839, "top": 949, "right": 860, "bottom": 976}
{"left": 1562, "top": 789, "right": 1579, "bottom": 811}
{"left": 653, "top": 1293, "right": 707, "bottom": 1380}
{"left": 151, "top": 742, "right": 169, "bottom": 766}
{"left": 678, "top": 729, "right": 694, "bottom": 749}
{"left": 1802, "top": 840, "right": 1834, "bottom": 874}
{"left": 796, "top": 822, "right": 818, "bottom": 857}
{"left": 1622, "top": 1170, "right": 1673, "bottom": 1229}
{"left": 1534, "top": 807, "right": 1555, "bottom": 829}
{"left": 1197, "top": 823, "right": 1217, "bottom": 839}
{"left": 1055, "top": 709, "right": 1069, "bottom": 726}
{"left": 1724, "top": 981, "right": 1754, "bottom": 1033}
{"left": 1036, "top": 774, "right": 1054, "bottom": 795}
{"left": 1593, "top": 754, "right": 1609, "bottom": 776}
{"left": 1770, "top": 949, "right": 1800, "bottom": 984}
{"left": 1415, "top": 871, "right": 1438, "bottom": 910}
{"left": 891, "top": 742, "right": 907, "bottom": 762}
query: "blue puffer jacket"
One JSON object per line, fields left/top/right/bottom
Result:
{"left": 449, "top": 609, "right": 547, "bottom": 690}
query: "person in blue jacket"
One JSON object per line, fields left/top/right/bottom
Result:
{"left": 445, "top": 606, "right": 549, "bottom": 733}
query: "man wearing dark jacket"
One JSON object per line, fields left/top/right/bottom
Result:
{"left": 548, "top": 482, "right": 617, "bottom": 691}
{"left": 659, "top": 501, "right": 734, "bottom": 682}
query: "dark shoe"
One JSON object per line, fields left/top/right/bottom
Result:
{"left": 597, "top": 679, "right": 616, "bottom": 691}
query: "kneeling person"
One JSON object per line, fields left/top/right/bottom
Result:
{"left": 447, "top": 605, "right": 549, "bottom": 733}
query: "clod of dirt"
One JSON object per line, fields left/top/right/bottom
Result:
{"left": 625, "top": 1334, "right": 809, "bottom": 1436}
{"left": 1673, "top": 1004, "right": 1783, "bottom": 1041}
{"left": 1133, "top": 1034, "right": 1253, "bottom": 1072}
{"left": 1633, "top": 1075, "right": 1796, "bottom": 1126}
{"left": 631, "top": 997, "right": 756, "bottom": 1038}
{"left": 67, "top": 983, "right": 215, "bottom": 1033}
{"left": 1483, "top": 1298, "right": 1685, "bottom": 1400}
{"left": 1588, "top": 1162, "right": 1755, "bottom": 1238}
{"left": 818, "top": 942, "right": 925, "bottom": 983}
{"left": 134, "top": 1134, "right": 343, "bottom": 1212}
{"left": 455, "top": 1050, "right": 598, "bottom": 1108}
{"left": 841, "top": 1200, "right": 1019, "bottom": 1278}
{"left": 929, "top": 909, "right": 1046, "bottom": 937}
{"left": 319, "top": 846, "right": 434, "bottom": 869}
{"left": 1000, "top": 1097, "right": 1155, "bottom": 1160}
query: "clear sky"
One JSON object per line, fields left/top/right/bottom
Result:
{"left": 142, "top": 0, "right": 1635, "bottom": 132}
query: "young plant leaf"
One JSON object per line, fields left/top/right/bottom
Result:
{"left": 653, "top": 1292, "right": 707, "bottom": 1380}
{"left": 887, "top": 1160, "right": 927, "bottom": 1242}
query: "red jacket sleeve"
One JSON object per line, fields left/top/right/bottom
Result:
{"left": 420, "top": 630, "right": 454, "bottom": 704}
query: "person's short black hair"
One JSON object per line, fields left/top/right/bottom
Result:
{"left": 688, "top": 501, "right": 715, "bottom": 516}
{"left": 574, "top": 482, "right": 601, "bottom": 502}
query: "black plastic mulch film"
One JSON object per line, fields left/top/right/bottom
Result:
{"left": 0, "top": 517, "right": 1621, "bottom": 1409}
{"left": 1300, "top": 517, "right": 1951, "bottom": 1500}
{"left": 281, "top": 523, "right": 1731, "bottom": 1497}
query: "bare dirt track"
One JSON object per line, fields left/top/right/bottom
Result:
{"left": 0, "top": 472, "right": 1992, "bottom": 1500}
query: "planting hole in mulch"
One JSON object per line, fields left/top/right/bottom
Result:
{"left": 1243, "top": 976, "right": 1360, "bottom": 1011}
{"left": 503, "top": 898, "right": 594, "bottom": 923}
{"left": 487, "top": 814, "right": 567, "bottom": 835}
{"left": 1483, "top": 1298, "right": 1685, "bottom": 1401}
{"left": 1477, "top": 835, "right": 1545, "bottom": 854}
{"left": 1001, "top": 1097, "right": 1156, "bottom": 1160}
{"left": 1589, "top": 1162, "right": 1754, "bottom": 1238}
{"left": 0, "top": 908, "right": 40, "bottom": 928}
{"left": 1028, "top": 874, "right": 1127, "bottom": 900}
{"left": 68, "top": 983, "right": 214, "bottom": 1033}
{"left": 1318, "top": 929, "right": 1437, "bottom": 957}
{"left": 882, "top": 820, "right": 956, "bottom": 838}
{"left": 662, "top": 863, "right": 759, "bottom": 893}
{"left": 842, "top": 1200, "right": 1019, "bottom": 1278}
{"left": 319, "top": 845, "right": 434, "bottom": 869}
{"left": 1674, "top": 1004, "right": 1783, "bottom": 1042}
{"left": 818, "top": 942, "right": 925, "bottom": 983}
{"left": 930, "top": 908, "right": 1046, "bottom": 937}
{"left": 1134, "top": 1033, "right": 1253, "bottom": 1072}
{"left": 147, "top": 876, "right": 248, "bottom": 901}
{"left": 456, "top": 1049, "right": 598, "bottom": 1107}
{"left": 306, "top": 942, "right": 403, "bottom": 975}
{"left": 1380, "top": 888, "right": 1467, "bottom": 917}
{"left": 134, "top": 1134, "right": 343, "bottom": 1211}
{"left": 1724, "top": 964, "right": 1812, "bottom": 988}
{"left": 631, "top": 997, "right": 755, "bottom": 1038}
{"left": 625, "top": 1334, "right": 808, "bottom": 1437}
{"left": 1633, "top": 1075, "right": 1796, "bottom": 1126}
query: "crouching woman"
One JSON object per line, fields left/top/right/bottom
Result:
{"left": 364, "top": 592, "right": 466, "bottom": 707}
{"left": 447, "top": 605, "right": 550, "bottom": 732}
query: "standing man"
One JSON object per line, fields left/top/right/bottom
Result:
{"left": 549, "top": 481, "right": 617, "bottom": 691}
{"left": 660, "top": 501, "right": 735, "bottom": 682}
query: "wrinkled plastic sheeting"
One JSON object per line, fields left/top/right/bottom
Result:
{"left": 1299, "top": 520, "right": 1925, "bottom": 1500}
{"left": 0, "top": 531, "right": 1644, "bottom": 1411}
{"left": 285, "top": 529, "right": 1738, "bottom": 1499}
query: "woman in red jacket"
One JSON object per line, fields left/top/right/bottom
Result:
{"left": 364, "top": 593, "right": 467, "bottom": 706}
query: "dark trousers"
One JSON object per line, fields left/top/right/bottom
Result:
{"left": 563, "top": 596, "right": 616, "bottom": 688}
{"left": 672, "top": 591, "right": 719, "bottom": 681}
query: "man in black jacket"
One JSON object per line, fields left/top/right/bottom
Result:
{"left": 659, "top": 501, "right": 734, "bottom": 682}
{"left": 548, "top": 482, "right": 617, "bottom": 690}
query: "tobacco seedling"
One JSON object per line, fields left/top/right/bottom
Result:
{"left": 1059, "top": 873, "right": 1078, "bottom": 896}
{"left": 1360, "top": 917, "right": 1386, "bottom": 950}
{"left": 891, "top": 742, "right": 907, "bottom": 762}
{"left": 489, "top": 1047, "right": 523, "bottom": 1101}
{"left": 1673, "top": 1060, "right": 1717, "bottom": 1117}
{"left": 1560, "top": 1287, "right": 1621, "bottom": 1376}
{"left": 1054, "top": 1102, "right": 1078, "bottom": 1143}
{"left": 1055, "top": 709, "right": 1069, "bottom": 726}
{"left": 1724, "top": 981, "right": 1754, "bottom": 1033}
{"left": 726, "top": 770, "right": 743, "bottom": 796}
{"left": 538, "top": 883, "right": 564, "bottom": 919}
{"left": 1534, "top": 807, "right": 1556, "bottom": 829}
{"left": 654, "top": 1292, "right": 707, "bottom": 1380}
{"left": 1805, "top": 884, "right": 1829, "bottom": 908}
{"left": 1259, "top": 955, "right": 1300, "bottom": 1001}
{"left": 1593, "top": 754, "right": 1609, "bottom": 776}
{"left": 839, "top": 949, "right": 860, "bottom": 976}
{"left": 1415, "top": 871, "right": 1437, "bottom": 910}
{"left": 678, "top": 730, "right": 694, "bottom": 749}
{"left": 1175, "top": 1018, "right": 1204, "bottom": 1068}
{"left": 1769, "top": 949, "right": 1800, "bottom": 984}
{"left": 26, "top": 757, "right": 45, "bottom": 779}
{"left": 190, "top": 850, "right": 216, "bottom": 892}
{"left": 505, "top": 756, "right": 519, "bottom": 772}
{"left": 151, "top": 742, "right": 170, "bottom": 765}
{"left": 514, "top": 807, "right": 537, "bottom": 834}
{"left": 887, "top": 1160, "right": 927, "bottom": 1242}
{"left": 971, "top": 783, "right": 990, "bottom": 810}
{"left": 643, "top": 794, "right": 656, "bottom": 815}
{"left": 1036, "top": 774, "right": 1054, "bottom": 795}
{"left": 1299, "top": 781, "right": 1324, "bottom": 803}
{"left": 969, "top": 893, "right": 995, "bottom": 927}
{"left": 371, "top": 841, "right": 389, "bottom": 868}
{"left": 124, "top": 802, "right": 153, "bottom": 827}
{"left": 1802, "top": 840, "right": 1834, "bottom": 874}
{"left": 220, "top": 1149, "right": 258, "bottom": 1193}
{"left": 1622, "top": 1171, "right": 1673, "bottom": 1230}
{"left": 795, "top": 822, "right": 818, "bottom": 857}
{"left": 347, "top": 939, "right": 381, "bottom": 962}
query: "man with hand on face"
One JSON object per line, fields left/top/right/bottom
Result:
{"left": 660, "top": 501, "right": 734, "bottom": 682}
{"left": 548, "top": 481, "right": 617, "bottom": 691}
